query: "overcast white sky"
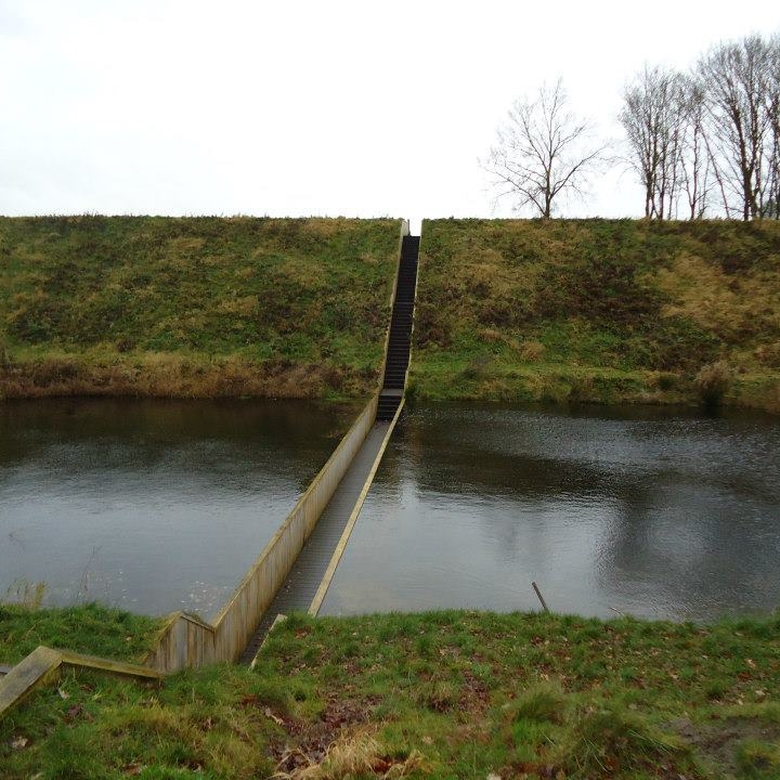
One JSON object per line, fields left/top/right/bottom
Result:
{"left": 1, "top": 1, "right": 777, "bottom": 230}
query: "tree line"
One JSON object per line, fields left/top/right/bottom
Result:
{"left": 485, "top": 33, "right": 780, "bottom": 220}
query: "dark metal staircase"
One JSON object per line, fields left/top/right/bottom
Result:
{"left": 377, "top": 235, "right": 419, "bottom": 420}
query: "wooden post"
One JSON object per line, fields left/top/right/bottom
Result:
{"left": 532, "top": 581, "right": 550, "bottom": 613}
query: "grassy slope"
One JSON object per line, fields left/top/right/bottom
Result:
{"left": 0, "top": 216, "right": 400, "bottom": 400}
{"left": 0, "top": 603, "right": 162, "bottom": 665}
{"left": 412, "top": 219, "right": 780, "bottom": 412}
{"left": 2, "top": 610, "right": 780, "bottom": 779}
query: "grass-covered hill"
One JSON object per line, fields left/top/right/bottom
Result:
{"left": 413, "top": 219, "right": 780, "bottom": 413}
{"left": 0, "top": 216, "right": 401, "bottom": 400}
{"left": 4, "top": 216, "right": 780, "bottom": 412}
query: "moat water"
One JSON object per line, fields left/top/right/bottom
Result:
{"left": 321, "top": 403, "right": 780, "bottom": 622}
{"left": 0, "top": 398, "right": 355, "bottom": 618}
{"left": 3, "top": 399, "right": 779, "bottom": 622}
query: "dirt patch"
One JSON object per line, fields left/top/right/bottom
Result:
{"left": 460, "top": 670, "right": 491, "bottom": 717}
{"left": 269, "top": 696, "right": 380, "bottom": 775}
{"left": 670, "top": 716, "right": 780, "bottom": 777}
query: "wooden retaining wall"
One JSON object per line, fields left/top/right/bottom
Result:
{"left": 0, "top": 646, "right": 162, "bottom": 720}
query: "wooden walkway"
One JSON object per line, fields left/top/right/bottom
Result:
{"left": 240, "top": 234, "right": 419, "bottom": 665}
{"left": 239, "top": 421, "right": 391, "bottom": 664}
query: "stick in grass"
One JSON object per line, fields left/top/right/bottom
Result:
{"left": 532, "top": 581, "right": 549, "bottom": 613}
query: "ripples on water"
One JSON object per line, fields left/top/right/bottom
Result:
{"left": 4, "top": 399, "right": 778, "bottom": 623}
{"left": 0, "top": 398, "right": 354, "bottom": 618}
{"left": 322, "top": 403, "right": 780, "bottom": 621}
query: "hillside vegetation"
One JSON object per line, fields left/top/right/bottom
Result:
{"left": 4, "top": 216, "right": 780, "bottom": 412}
{"left": 0, "top": 216, "right": 400, "bottom": 400}
{"left": 412, "top": 219, "right": 780, "bottom": 413}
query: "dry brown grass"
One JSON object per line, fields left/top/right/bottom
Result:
{"left": 215, "top": 296, "right": 259, "bottom": 317}
{"left": 0, "top": 353, "right": 368, "bottom": 400}
{"left": 656, "top": 252, "right": 780, "bottom": 350}
{"left": 165, "top": 236, "right": 206, "bottom": 254}
{"left": 477, "top": 328, "right": 503, "bottom": 343}
{"left": 753, "top": 341, "right": 780, "bottom": 368}
{"left": 518, "top": 340, "right": 546, "bottom": 361}
{"left": 730, "top": 375, "right": 780, "bottom": 414}
{"left": 274, "top": 729, "right": 424, "bottom": 780}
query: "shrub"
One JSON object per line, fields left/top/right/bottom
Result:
{"left": 519, "top": 340, "right": 545, "bottom": 362}
{"left": 694, "top": 360, "right": 733, "bottom": 412}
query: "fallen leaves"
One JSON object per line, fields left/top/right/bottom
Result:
{"left": 265, "top": 707, "right": 285, "bottom": 726}
{"left": 272, "top": 729, "right": 424, "bottom": 780}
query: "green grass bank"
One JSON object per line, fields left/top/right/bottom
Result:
{"left": 2, "top": 608, "right": 780, "bottom": 778}
{"left": 4, "top": 216, "right": 780, "bottom": 411}
{"left": 0, "top": 216, "right": 400, "bottom": 401}
{"left": 0, "top": 603, "right": 163, "bottom": 666}
{"left": 412, "top": 219, "right": 780, "bottom": 413}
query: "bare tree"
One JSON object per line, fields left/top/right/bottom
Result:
{"left": 485, "top": 80, "right": 605, "bottom": 218}
{"left": 698, "top": 35, "right": 775, "bottom": 220}
{"left": 678, "top": 75, "right": 712, "bottom": 219}
{"left": 766, "top": 35, "right": 780, "bottom": 218}
{"left": 619, "top": 66, "right": 686, "bottom": 219}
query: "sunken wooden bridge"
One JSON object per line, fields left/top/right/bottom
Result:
{"left": 145, "top": 226, "right": 420, "bottom": 672}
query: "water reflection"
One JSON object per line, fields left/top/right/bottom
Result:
{"left": 322, "top": 403, "right": 780, "bottom": 621}
{"left": 0, "top": 398, "right": 355, "bottom": 618}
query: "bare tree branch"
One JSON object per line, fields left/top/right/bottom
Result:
{"left": 766, "top": 34, "right": 780, "bottom": 218}
{"left": 698, "top": 35, "right": 776, "bottom": 220}
{"left": 619, "top": 65, "right": 689, "bottom": 219}
{"left": 484, "top": 80, "right": 606, "bottom": 218}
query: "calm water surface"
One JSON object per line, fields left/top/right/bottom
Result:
{"left": 322, "top": 403, "right": 780, "bottom": 621}
{"left": 0, "top": 398, "right": 355, "bottom": 618}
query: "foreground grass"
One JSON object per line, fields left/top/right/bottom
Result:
{"left": 413, "top": 219, "right": 780, "bottom": 413}
{"left": 0, "top": 603, "right": 163, "bottom": 666}
{"left": 0, "top": 216, "right": 400, "bottom": 400}
{"left": 3, "top": 609, "right": 780, "bottom": 778}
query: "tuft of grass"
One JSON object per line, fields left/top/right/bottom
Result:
{"left": 735, "top": 738, "right": 780, "bottom": 778}
{"left": 413, "top": 680, "right": 459, "bottom": 713}
{"left": 554, "top": 705, "right": 685, "bottom": 778}
{"left": 509, "top": 682, "right": 568, "bottom": 725}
